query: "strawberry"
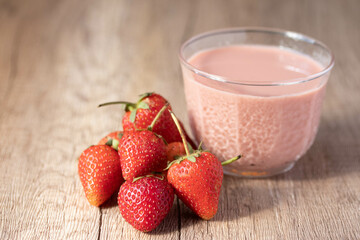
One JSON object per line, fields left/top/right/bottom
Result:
{"left": 166, "top": 142, "right": 186, "bottom": 163}
{"left": 119, "top": 130, "right": 167, "bottom": 180}
{"left": 118, "top": 104, "right": 168, "bottom": 181}
{"left": 98, "top": 131, "right": 123, "bottom": 145}
{"left": 167, "top": 151, "right": 223, "bottom": 220}
{"left": 78, "top": 145, "right": 124, "bottom": 206}
{"left": 166, "top": 111, "right": 240, "bottom": 220}
{"left": 118, "top": 175, "right": 175, "bottom": 232}
{"left": 99, "top": 92, "right": 196, "bottom": 147}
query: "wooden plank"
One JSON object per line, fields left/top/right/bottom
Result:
{"left": 0, "top": 0, "right": 359, "bottom": 239}
{"left": 0, "top": 0, "right": 104, "bottom": 239}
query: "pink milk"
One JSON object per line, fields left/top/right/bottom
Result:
{"left": 182, "top": 45, "right": 329, "bottom": 177}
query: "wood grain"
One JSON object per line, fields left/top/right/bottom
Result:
{"left": 0, "top": 0, "right": 359, "bottom": 239}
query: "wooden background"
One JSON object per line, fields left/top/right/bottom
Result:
{"left": 1, "top": 0, "right": 359, "bottom": 239}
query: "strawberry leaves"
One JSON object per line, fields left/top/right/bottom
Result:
{"left": 129, "top": 101, "right": 149, "bottom": 123}
{"left": 187, "top": 155, "right": 196, "bottom": 162}
{"left": 129, "top": 92, "right": 152, "bottom": 122}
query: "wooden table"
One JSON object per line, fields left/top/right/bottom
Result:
{"left": 1, "top": 0, "right": 359, "bottom": 239}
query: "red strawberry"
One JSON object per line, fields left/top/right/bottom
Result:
{"left": 166, "top": 142, "right": 186, "bottom": 163}
{"left": 167, "top": 151, "right": 224, "bottom": 220}
{"left": 99, "top": 92, "right": 196, "bottom": 147}
{"left": 118, "top": 104, "right": 169, "bottom": 181}
{"left": 118, "top": 175, "right": 175, "bottom": 232}
{"left": 98, "top": 131, "right": 123, "bottom": 146}
{"left": 166, "top": 111, "right": 240, "bottom": 220}
{"left": 78, "top": 145, "right": 124, "bottom": 206}
{"left": 119, "top": 130, "right": 167, "bottom": 181}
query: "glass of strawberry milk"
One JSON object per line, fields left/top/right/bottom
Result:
{"left": 179, "top": 27, "right": 334, "bottom": 177}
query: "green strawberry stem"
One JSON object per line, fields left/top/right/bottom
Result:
{"left": 98, "top": 101, "right": 136, "bottom": 111}
{"left": 132, "top": 174, "right": 165, "bottom": 182}
{"left": 164, "top": 150, "right": 201, "bottom": 170}
{"left": 197, "top": 141, "right": 203, "bottom": 151}
{"left": 148, "top": 102, "right": 169, "bottom": 131}
{"left": 112, "top": 139, "right": 119, "bottom": 150}
{"left": 105, "top": 138, "right": 120, "bottom": 151}
{"left": 169, "top": 110, "right": 190, "bottom": 156}
{"left": 221, "top": 155, "right": 242, "bottom": 166}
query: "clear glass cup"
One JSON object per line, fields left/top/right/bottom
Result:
{"left": 179, "top": 27, "right": 334, "bottom": 177}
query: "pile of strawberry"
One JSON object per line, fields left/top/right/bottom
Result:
{"left": 78, "top": 92, "right": 240, "bottom": 232}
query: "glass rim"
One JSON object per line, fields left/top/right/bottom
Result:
{"left": 179, "top": 27, "right": 335, "bottom": 87}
